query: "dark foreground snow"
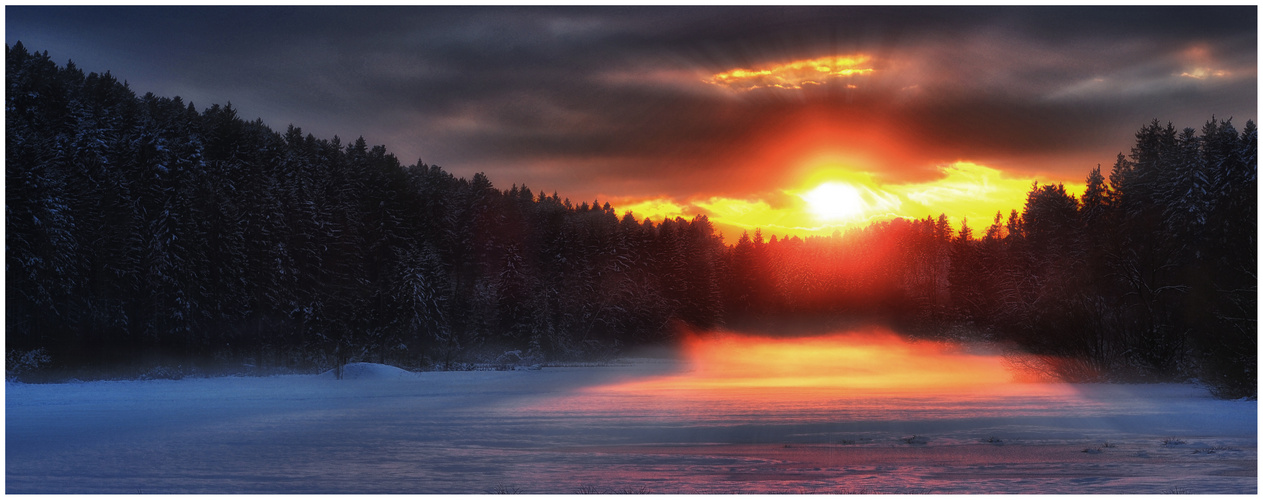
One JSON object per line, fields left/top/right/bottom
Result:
{"left": 5, "top": 361, "right": 1256, "bottom": 493}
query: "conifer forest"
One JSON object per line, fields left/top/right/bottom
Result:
{"left": 6, "top": 43, "right": 1257, "bottom": 398}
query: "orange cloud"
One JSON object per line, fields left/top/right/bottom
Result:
{"left": 706, "top": 55, "right": 875, "bottom": 91}
{"left": 1180, "top": 68, "right": 1230, "bottom": 80}
{"left": 1177, "top": 43, "right": 1235, "bottom": 80}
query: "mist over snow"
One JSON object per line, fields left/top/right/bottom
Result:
{"left": 7, "top": 345, "right": 1256, "bottom": 494}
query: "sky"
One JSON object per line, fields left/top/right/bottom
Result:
{"left": 6, "top": 6, "right": 1257, "bottom": 241}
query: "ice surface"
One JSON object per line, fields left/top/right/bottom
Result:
{"left": 5, "top": 361, "right": 1256, "bottom": 493}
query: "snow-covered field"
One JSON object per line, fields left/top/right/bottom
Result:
{"left": 6, "top": 359, "right": 1257, "bottom": 493}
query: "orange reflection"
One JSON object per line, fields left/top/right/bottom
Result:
{"left": 605, "top": 329, "right": 1016, "bottom": 394}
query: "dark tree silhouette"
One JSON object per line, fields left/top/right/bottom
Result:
{"left": 6, "top": 44, "right": 1256, "bottom": 397}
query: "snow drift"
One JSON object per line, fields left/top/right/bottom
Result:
{"left": 320, "top": 362, "right": 418, "bottom": 380}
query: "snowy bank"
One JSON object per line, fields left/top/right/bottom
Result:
{"left": 6, "top": 361, "right": 1255, "bottom": 494}
{"left": 319, "top": 362, "right": 418, "bottom": 380}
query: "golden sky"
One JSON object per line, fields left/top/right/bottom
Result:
{"left": 614, "top": 160, "right": 1085, "bottom": 243}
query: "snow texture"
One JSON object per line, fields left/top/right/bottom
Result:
{"left": 5, "top": 361, "right": 1256, "bottom": 494}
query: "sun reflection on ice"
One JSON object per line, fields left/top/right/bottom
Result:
{"left": 584, "top": 329, "right": 1083, "bottom": 420}
{"left": 606, "top": 329, "right": 1020, "bottom": 393}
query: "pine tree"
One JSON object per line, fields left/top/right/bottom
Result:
{"left": 948, "top": 218, "right": 982, "bottom": 319}
{"left": 1080, "top": 165, "right": 1108, "bottom": 225}
{"left": 6, "top": 44, "right": 82, "bottom": 357}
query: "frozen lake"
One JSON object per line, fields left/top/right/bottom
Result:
{"left": 6, "top": 335, "right": 1257, "bottom": 494}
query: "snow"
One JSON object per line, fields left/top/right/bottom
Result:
{"left": 5, "top": 360, "right": 1256, "bottom": 494}
{"left": 320, "top": 361, "right": 416, "bottom": 380}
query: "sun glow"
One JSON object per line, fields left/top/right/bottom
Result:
{"left": 605, "top": 161, "right": 1082, "bottom": 245}
{"left": 801, "top": 182, "right": 866, "bottom": 222}
{"left": 615, "top": 197, "right": 689, "bottom": 222}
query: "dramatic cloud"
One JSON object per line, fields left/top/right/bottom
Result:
{"left": 7, "top": 6, "right": 1254, "bottom": 240}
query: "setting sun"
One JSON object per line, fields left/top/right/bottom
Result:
{"left": 802, "top": 182, "right": 866, "bottom": 222}
{"left": 614, "top": 159, "right": 1083, "bottom": 245}
{"left": 6, "top": 6, "right": 1256, "bottom": 495}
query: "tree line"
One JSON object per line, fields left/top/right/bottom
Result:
{"left": 6, "top": 43, "right": 1256, "bottom": 396}
{"left": 6, "top": 42, "right": 726, "bottom": 376}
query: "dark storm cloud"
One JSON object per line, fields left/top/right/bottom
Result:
{"left": 7, "top": 6, "right": 1255, "bottom": 200}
